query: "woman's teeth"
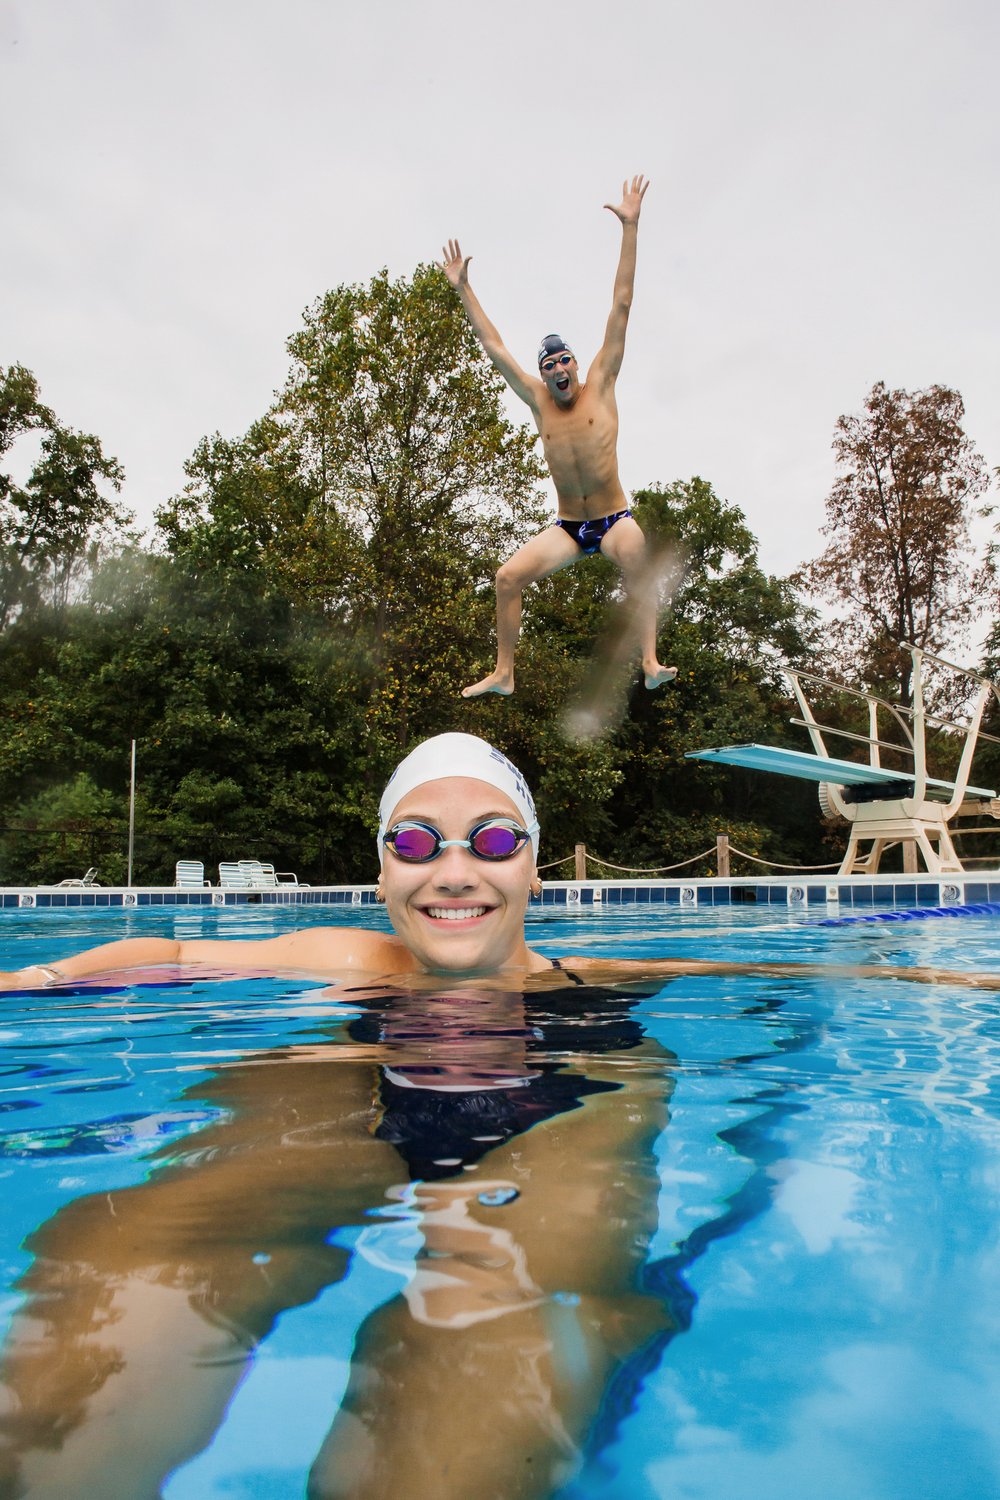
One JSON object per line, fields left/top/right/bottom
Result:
{"left": 425, "top": 906, "right": 488, "bottom": 921}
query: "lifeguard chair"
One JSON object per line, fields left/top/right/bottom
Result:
{"left": 687, "top": 644, "right": 1000, "bottom": 876}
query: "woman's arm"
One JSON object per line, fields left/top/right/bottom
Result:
{"left": 1, "top": 937, "right": 186, "bottom": 989}
{"left": 0, "top": 926, "right": 404, "bottom": 989}
{"left": 561, "top": 954, "right": 1000, "bottom": 991}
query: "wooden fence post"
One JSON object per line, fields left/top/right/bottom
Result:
{"left": 716, "top": 834, "right": 731, "bottom": 879}
{"left": 574, "top": 843, "right": 587, "bottom": 880}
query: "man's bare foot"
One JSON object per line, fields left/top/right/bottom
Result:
{"left": 461, "top": 670, "right": 515, "bottom": 699}
{"left": 644, "top": 665, "right": 678, "bottom": 690}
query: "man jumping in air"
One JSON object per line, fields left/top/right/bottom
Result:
{"left": 440, "top": 174, "right": 677, "bottom": 699}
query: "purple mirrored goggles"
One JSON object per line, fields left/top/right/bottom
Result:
{"left": 382, "top": 817, "right": 538, "bottom": 864}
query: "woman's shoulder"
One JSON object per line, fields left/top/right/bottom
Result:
{"left": 547, "top": 955, "right": 679, "bottom": 987}
{"left": 268, "top": 925, "right": 411, "bottom": 976}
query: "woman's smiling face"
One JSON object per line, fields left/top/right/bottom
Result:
{"left": 380, "top": 777, "right": 537, "bottom": 975}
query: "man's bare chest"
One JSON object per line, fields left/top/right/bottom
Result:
{"left": 536, "top": 390, "right": 618, "bottom": 455}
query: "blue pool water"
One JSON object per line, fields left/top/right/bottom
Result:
{"left": 1, "top": 904, "right": 1000, "bottom": 1498}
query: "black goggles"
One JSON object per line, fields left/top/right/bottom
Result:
{"left": 541, "top": 353, "right": 573, "bottom": 373}
{"left": 382, "top": 817, "right": 537, "bottom": 864}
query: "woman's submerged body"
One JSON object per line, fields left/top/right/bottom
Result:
{"left": 0, "top": 979, "right": 676, "bottom": 1500}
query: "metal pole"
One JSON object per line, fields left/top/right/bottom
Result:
{"left": 127, "top": 739, "right": 136, "bottom": 887}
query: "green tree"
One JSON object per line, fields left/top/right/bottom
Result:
{"left": 159, "top": 266, "right": 544, "bottom": 617}
{"left": 158, "top": 264, "right": 547, "bottom": 782}
{"left": 602, "top": 480, "right": 819, "bottom": 872}
{"left": 796, "top": 382, "right": 990, "bottom": 702}
{"left": 155, "top": 418, "right": 322, "bottom": 599}
{"left": 0, "top": 772, "right": 120, "bottom": 885}
{"left": 0, "top": 364, "right": 132, "bottom": 628}
{"left": 0, "top": 474, "right": 823, "bottom": 885}
{"left": 0, "top": 547, "right": 376, "bottom": 885}
{"left": 0, "top": 364, "right": 53, "bottom": 485}
{"left": 276, "top": 265, "right": 543, "bottom": 621}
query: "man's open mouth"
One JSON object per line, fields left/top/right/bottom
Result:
{"left": 556, "top": 376, "right": 570, "bottom": 391}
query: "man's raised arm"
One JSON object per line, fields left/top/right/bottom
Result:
{"left": 592, "top": 174, "right": 649, "bottom": 384}
{"left": 438, "top": 239, "right": 540, "bottom": 408}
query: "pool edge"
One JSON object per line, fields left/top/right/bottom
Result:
{"left": 4, "top": 873, "right": 1000, "bottom": 910}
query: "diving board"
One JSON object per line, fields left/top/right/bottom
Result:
{"left": 685, "top": 645, "right": 1000, "bottom": 877}
{"left": 686, "top": 744, "right": 996, "bottom": 800}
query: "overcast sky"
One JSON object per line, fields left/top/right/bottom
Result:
{"left": 2, "top": 0, "right": 997, "bottom": 578}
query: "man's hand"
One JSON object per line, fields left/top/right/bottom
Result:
{"left": 438, "top": 238, "right": 471, "bottom": 289}
{"left": 604, "top": 174, "right": 649, "bottom": 227}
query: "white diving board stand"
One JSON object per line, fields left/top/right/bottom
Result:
{"left": 686, "top": 646, "right": 1000, "bottom": 877}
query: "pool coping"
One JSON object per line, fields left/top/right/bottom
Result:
{"left": 3, "top": 872, "right": 1000, "bottom": 911}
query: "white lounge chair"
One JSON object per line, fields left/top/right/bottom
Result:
{"left": 57, "top": 867, "right": 101, "bottom": 888}
{"left": 175, "top": 860, "right": 210, "bottom": 889}
{"left": 239, "top": 860, "right": 277, "bottom": 889}
{"left": 220, "top": 860, "right": 310, "bottom": 890}
{"left": 259, "top": 862, "right": 310, "bottom": 888}
{"left": 237, "top": 860, "right": 310, "bottom": 889}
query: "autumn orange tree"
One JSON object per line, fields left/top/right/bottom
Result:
{"left": 796, "top": 382, "right": 990, "bottom": 702}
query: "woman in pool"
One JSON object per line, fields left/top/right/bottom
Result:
{"left": 1, "top": 731, "right": 994, "bottom": 994}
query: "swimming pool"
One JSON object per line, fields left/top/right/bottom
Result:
{"left": 1, "top": 904, "right": 999, "bottom": 1498}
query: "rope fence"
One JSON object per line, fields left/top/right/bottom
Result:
{"left": 578, "top": 847, "right": 719, "bottom": 875}
{"left": 538, "top": 836, "right": 844, "bottom": 880}
{"left": 725, "top": 846, "right": 841, "bottom": 872}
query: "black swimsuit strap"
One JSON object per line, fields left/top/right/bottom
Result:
{"left": 549, "top": 957, "right": 586, "bottom": 986}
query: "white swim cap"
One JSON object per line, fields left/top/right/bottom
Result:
{"left": 377, "top": 733, "right": 539, "bottom": 861}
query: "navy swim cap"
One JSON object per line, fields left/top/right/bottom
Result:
{"left": 537, "top": 334, "right": 574, "bottom": 368}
